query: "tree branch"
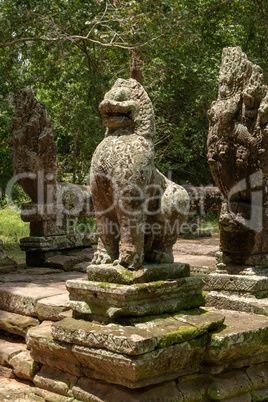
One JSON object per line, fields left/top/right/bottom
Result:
{"left": 0, "top": 0, "right": 238, "bottom": 51}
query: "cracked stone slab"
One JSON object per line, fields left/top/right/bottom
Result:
{"left": 20, "top": 233, "right": 98, "bottom": 252}
{"left": 204, "top": 308, "right": 268, "bottom": 367}
{"left": 52, "top": 317, "right": 157, "bottom": 355}
{"left": 0, "top": 310, "right": 39, "bottom": 337}
{"left": 0, "top": 282, "right": 67, "bottom": 316}
{"left": 207, "top": 369, "right": 252, "bottom": 400}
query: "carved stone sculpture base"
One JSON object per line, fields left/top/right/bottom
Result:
{"left": 26, "top": 308, "right": 268, "bottom": 397}
{"left": 206, "top": 257, "right": 268, "bottom": 315}
{"left": 66, "top": 263, "right": 205, "bottom": 323}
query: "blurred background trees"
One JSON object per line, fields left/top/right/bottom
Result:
{"left": 0, "top": 0, "right": 267, "bottom": 194}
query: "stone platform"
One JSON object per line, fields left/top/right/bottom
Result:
{"left": 0, "top": 239, "right": 267, "bottom": 401}
{"left": 67, "top": 263, "right": 204, "bottom": 323}
{"left": 0, "top": 300, "right": 267, "bottom": 401}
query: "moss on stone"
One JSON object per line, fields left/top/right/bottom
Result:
{"left": 158, "top": 326, "right": 199, "bottom": 348}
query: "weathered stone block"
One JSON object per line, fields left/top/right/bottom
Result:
{"left": 246, "top": 363, "right": 268, "bottom": 390}
{"left": 0, "top": 309, "right": 39, "bottom": 337}
{"left": 9, "top": 350, "right": 40, "bottom": 380}
{"left": 20, "top": 233, "right": 98, "bottom": 252}
{"left": 0, "top": 282, "right": 66, "bottom": 316}
{"left": 27, "top": 321, "right": 82, "bottom": 377}
{"left": 33, "top": 365, "right": 77, "bottom": 397}
{"left": 45, "top": 255, "right": 85, "bottom": 271}
{"left": 207, "top": 369, "right": 252, "bottom": 400}
{"left": 177, "top": 374, "right": 211, "bottom": 401}
{"left": 0, "top": 365, "right": 15, "bottom": 378}
{"left": 72, "top": 377, "right": 183, "bottom": 402}
{"left": 0, "top": 339, "right": 27, "bottom": 366}
{"left": 204, "top": 309, "right": 268, "bottom": 370}
{"left": 206, "top": 291, "right": 268, "bottom": 315}
{"left": 87, "top": 262, "right": 190, "bottom": 284}
{"left": 52, "top": 317, "right": 157, "bottom": 355}
{"left": 173, "top": 309, "right": 225, "bottom": 333}
{"left": 67, "top": 275, "right": 204, "bottom": 322}
{"left": 72, "top": 335, "right": 207, "bottom": 388}
{"left": 207, "top": 273, "right": 268, "bottom": 296}
{"left": 36, "top": 293, "right": 71, "bottom": 321}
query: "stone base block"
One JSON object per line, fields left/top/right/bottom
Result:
{"left": 20, "top": 233, "right": 98, "bottom": 252}
{"left": 206, "top": 291, "right": 268, "bottom": 315}
{"left": 87, "top": 262, "right": 190, "bottom": 284}
{"left": 207, "top": 272, "right": 268, "bottom": 298}
{"left": 9, "top": 349, "right": 40, "bottom": 380}
{"left": 66, "top": 273, "right": 205, "bottom": 323}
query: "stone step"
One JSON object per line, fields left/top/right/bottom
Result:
{"left": 0, "top": 282, "right": 67, "bottom": 317}
{"left": 207, "top": 273, "right": 268, "bottom": 296}
{"left": 29, "top": 308, "right": 268, "bottom": 389}
{"left": 0, "top": 335, "right": 40, "bottom": 382}
{"left": 0, "top": 336, "right": 27, "bottom": 366}
{"left": 0, "top": 378, "right": 45, "bottom": 401}
{"left": 0, "top": 310, "right": 39, "bottom": 338}
{"left": 26, "top": 321, "right": 83, "bottom": 377}
{"left": 206, "top": 291, "right": 268, "bottom": 316}
{"left": 51, "top": 309, "right": 224, "bottom": 356}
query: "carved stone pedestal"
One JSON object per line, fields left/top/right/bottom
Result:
{"left": 206, "top": 253, "right": 268, "bottom": 315}
{"left": 66, "top": 263, "right": 205, "bottom": 323}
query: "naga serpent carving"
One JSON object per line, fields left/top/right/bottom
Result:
{"left": 91, "top": 78, "right": 190, "bottom": 269}
{"left": 207, "top": 47, "right": 268, "bottom": 264}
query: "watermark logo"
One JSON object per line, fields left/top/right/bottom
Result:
{"left": 3, "top": 169, "right": 266, "bottom": 236}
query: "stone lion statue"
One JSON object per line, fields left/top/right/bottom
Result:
{"left": 90, "top": 78, "right": 189, "bottom": 269}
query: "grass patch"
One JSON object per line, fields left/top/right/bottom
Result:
{"left": 0, "top": 206, "right": 29, "bottom": 263}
